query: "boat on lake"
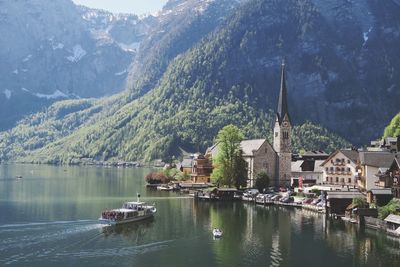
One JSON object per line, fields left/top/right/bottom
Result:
{"left": 99, "top": 200, "right": 156, "bottom": 225}
{"left": 157, "top": 185, "right": 173, "bottom": 191}
{"left": 213, "top": 228, "right": 223, "bottom": 238}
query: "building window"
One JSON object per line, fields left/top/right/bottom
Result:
{"left": 347, "top": 159, "right": 350, "bottom": 164}
{"left": 275, "top": 132, "right": 278, "bottom": 137}
{"left": 263, "top": 161, "right": 268, "bottom": 169}
{"left": 283, "top": 132, "right": 289, "bottom": 139}
{"left": 265, "top": 147, "right": 268, "bottom": 153}
{"left": 348, "top": 178, "right": 351, "bottom": 183}
{"left": 325, "top": 167, "right": 328, "bottom": 172}
{"left": 347, "top": 167, "right": 350, "bottom": 172}
{"left": 336, "top": 177, "right": 339, "bottom": 183}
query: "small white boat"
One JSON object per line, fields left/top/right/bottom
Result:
{"left": 157, "top": 185, "right": 173, "bottom": 191}
{"left": 99, "top": 195, "right": 156, "bottom": 225}
{"left": 213, "top": 228, "right": 223, "bottom": 238}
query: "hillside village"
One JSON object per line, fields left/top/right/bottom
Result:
{"left": 152, "top": 64, "right": 400, "bottom": 237}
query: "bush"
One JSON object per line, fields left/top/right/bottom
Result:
{"left": 378, "top": 199, "right": 400, "bottom": 219}
{"left": 352, "top": 197, "right": 368, "bottom": 208}
{"left": 255, "top": 171, "right": 270, "bottom": 193}
{"left": 145, "top": 172, "right": 170, "bottom": 184}
{"left": 310, "top": 189, "right": 321, "bottom": 196}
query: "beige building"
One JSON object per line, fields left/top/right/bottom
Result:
{"left": 356, "top": 151, "right": 395, "bottom": 191}
{"left": 320, "top": 150, "right": 359, "bottom": 188}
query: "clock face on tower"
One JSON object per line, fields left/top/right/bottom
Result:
{"left": 282, "top": 121, "right": 288, "bottom": 127}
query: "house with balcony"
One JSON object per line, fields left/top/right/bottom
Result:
{"left": 356, "top": 151, "right": 396, "bottom": 191}
{"left": 376, "top": 157, "right": 400, "bottom": 198}
{"left": 320, "top": 149, "right": 359, "bottom": 189}
{"left": 191, "top": 154, "right": 213, "bottom": 183}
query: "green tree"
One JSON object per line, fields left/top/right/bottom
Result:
{"left": 233, "top": 151, "right": 248, "bottom": 189}
{"left": 384, "top": 112, "right": 400, "bottom": 138}
{"left": 211, "top": 125, "right": 247, "bottom": 188}
{"left": 352, "top": 197, "right": 368, "bottom": 208}
{"left": 254, "top": 171, "right": 270, "bottom": 192}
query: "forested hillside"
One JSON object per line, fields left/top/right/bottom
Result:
{"left": 4, "top": 0, "right": 400, "bottom": 163}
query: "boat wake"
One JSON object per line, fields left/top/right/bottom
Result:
{"left": 0, "top": 219, "right": 96, "bottom": 229}
{"left": 0, "top": 219, "right": 172, "bottom": 266}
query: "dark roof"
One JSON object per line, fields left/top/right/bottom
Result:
{"left": 368, "top": 189, "right": 393, "bottom": 195}
{"left": 326, "top": 191, "right": 363, "bottom": 199}
{"left": 340, "top": 150, "right": 360, "bottom": 163}
{"left": 302, "top": 151, "right": 329, "bottom": 157}
{"left": 359, "top": 151, "right": 395, "bottom": 168}
{"left": 276, "top": 63, "right": 291, "bottom": 124}
{"left": 181, "top": 158, "right": 193, "bottom": 168}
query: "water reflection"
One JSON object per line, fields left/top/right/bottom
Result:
{"left": 1, "top": 164, "right": 400, "bottom": 267}
{"left": 101, "top": 218, "right": 155, "bottom": 242}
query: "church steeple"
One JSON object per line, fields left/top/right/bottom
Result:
{"left": 273, "top": 62, "right": 292, "bottom": 187}
{"left": 276, "top": 62, "right": 291, "bottom": 125}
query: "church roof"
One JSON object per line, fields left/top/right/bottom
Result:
{"left": 206, "top": 139, "right": 275, "bottom": 157}
{"left": 276, "top": 63, "right": 291, "bottom": 124}
{"left": 240, "top": 139, "right": 266, "bottom": 156}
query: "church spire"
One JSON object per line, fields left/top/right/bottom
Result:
{"left": 276, "top": 61, "right": 291, "bottom": 125}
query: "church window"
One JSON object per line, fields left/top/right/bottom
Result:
{"left": 283, "top": 132, "right": 288, "bottom": 139}
{"left": 263, "top": 161, "right": 268, "bottom": 169}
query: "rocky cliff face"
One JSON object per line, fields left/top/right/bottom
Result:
{"left": 0, "top": 0, "right": 144, "bottom": 130}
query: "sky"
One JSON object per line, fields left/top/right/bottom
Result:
{"left": 72, "top": 0, "right": 169, "bottom": 15}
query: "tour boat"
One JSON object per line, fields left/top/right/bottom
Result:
{"left": 99, "top": 196, "right": 156, "bottom": 225}
{"left": 212, "top": 228, "right": 223, "bottom": 238}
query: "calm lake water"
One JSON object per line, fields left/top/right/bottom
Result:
{"left": 1, "top": 164, "right": 400, "bottom": 267}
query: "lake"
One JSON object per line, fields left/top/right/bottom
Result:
{"left": 1, "top": 164, "right": 400, "bottom": 267}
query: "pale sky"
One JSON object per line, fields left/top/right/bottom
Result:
{"left": 72, "top": 0, "right": 169, "bottom": 15}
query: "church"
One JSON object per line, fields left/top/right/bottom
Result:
{"left": 207, "top": 63, "right": 292, "bottom": 187}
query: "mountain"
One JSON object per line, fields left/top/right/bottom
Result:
{"left": 0, "top": 0, "right": 146, "bottom": 130}
{"left": 2, "top": 0, "right": 400, "bottom": 164}
{"left": 125, "top": 0, "right": 247, "bottom": 98}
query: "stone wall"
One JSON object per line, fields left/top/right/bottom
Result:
{"left": 252, "top": 141, "right": 277, "bottom": 187}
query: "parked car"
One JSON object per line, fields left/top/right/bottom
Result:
{"left": 311, "top": 198, "right": 321, "bottom": 205}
